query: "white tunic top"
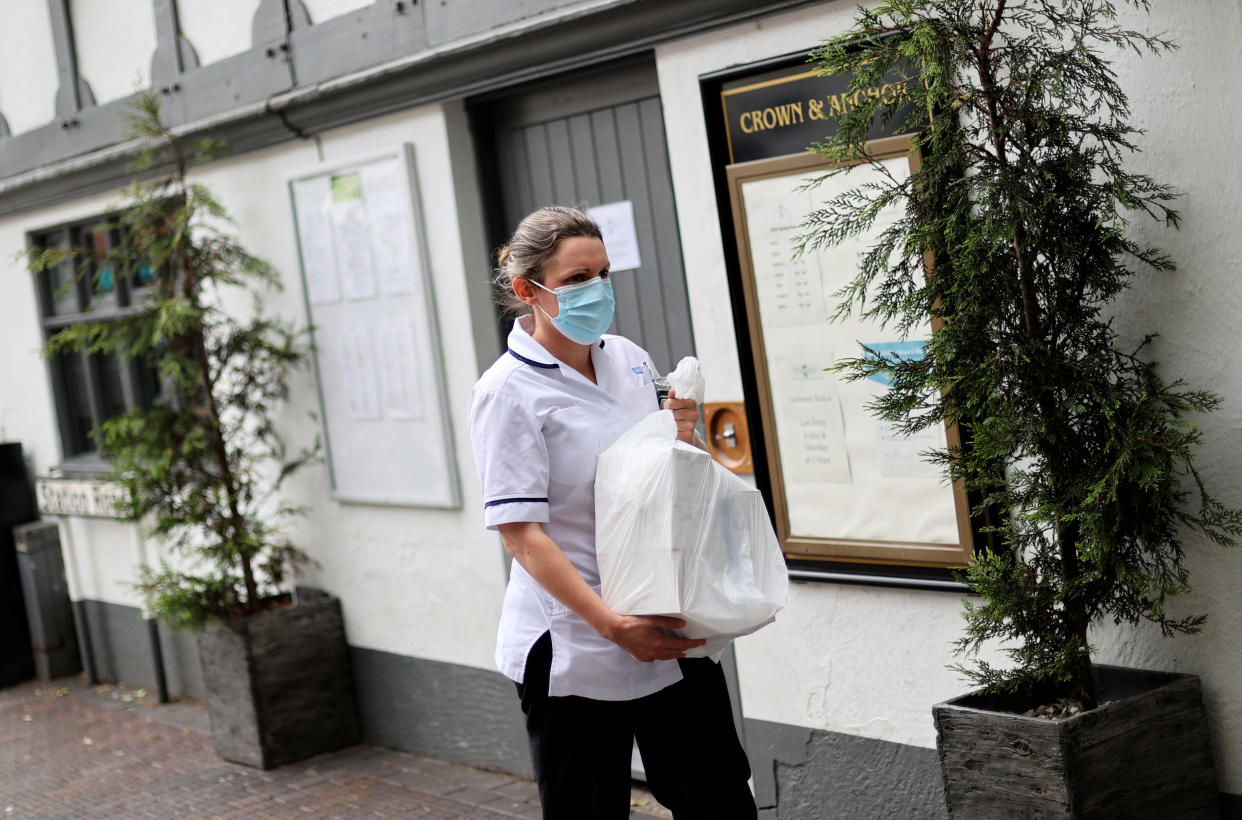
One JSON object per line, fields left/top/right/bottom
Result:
{"left": 468, "top": 316, "right": 683, "bottom": 701}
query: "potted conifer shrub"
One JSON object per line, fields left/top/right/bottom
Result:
{"left": 29, "top": 93, "right": 360, "bottom": 769}
{"left": 801, "top": 1, "right": 1239, "bottom": 815}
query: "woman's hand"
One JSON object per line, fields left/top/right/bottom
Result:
{"left": 663, "top": 389, "right": 699, "bottom": 445}
{"left": 603, "top": 613, "right": 706, "bottom": 662}
{"left": 499, "top": 522, "right": 704, "bottom": 662}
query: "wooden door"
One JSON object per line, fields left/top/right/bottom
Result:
{"left": 473, "top": 56, "right": 695, "bottom": 373}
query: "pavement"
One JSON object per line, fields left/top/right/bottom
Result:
{"left": 0, "top": 676, "right": 673, "bottom": 819}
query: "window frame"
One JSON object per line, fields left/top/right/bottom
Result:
{"left": 29, "top": 213, "right": 160, "bottom": 473}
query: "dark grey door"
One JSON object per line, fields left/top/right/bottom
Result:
{"left": 473, "top": 56, "right": 694, "bottom": 374}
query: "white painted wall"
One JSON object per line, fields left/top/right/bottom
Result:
{"left": 71, "top": 0, "right": 157, "bottom": 105}
{"left": 1088, "top": 0, "right": 1242, "bottom": 793}
{"left": 177, "top": 0, "right": 260, "bottom": 66}
{"left": 0, "top": 0, "right": 59, "bottom": 134}
{"left": 657, "top": 0, "right": 1242, "bottom": 793}
{"left": 303, "top": 0, "right": 373, "bottom": 25}
{"left": 0, "top": 104, "right": 507, "bottom": 673}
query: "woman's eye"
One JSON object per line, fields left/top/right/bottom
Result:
{"left": 599, "top": 270, "right": 611, "bottom": 280}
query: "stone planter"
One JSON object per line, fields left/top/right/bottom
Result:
{"left": 198, "top": 588, "right": 362, "bottom": 769}
{"left": 934, "top": 665, "right": 1219, "bottom": 818}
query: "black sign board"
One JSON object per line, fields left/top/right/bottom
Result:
{"left": 721, "top": 59, "right": 921, "bottom": 164}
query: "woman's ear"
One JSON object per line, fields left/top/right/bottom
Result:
{"left": 514, "top": 277, "right": 539, "bottom": 308}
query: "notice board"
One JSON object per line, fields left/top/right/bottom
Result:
{"left": 726, "top": 136, "right": 972, "bottom": 567}
{"left": 287, "top": 145, "right": 459, "bottom": 508}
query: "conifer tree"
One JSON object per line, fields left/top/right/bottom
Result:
{"left": 802, "top": 0, "right": 1241, "bottom": 708}
{"left": 29, "top": 93, "right": 318, "bottom": 629}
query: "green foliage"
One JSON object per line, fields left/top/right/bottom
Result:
{"left": 802, "top": 1, "right": 1241, "bottom": 708}
{"left": 28, "top": 91, "right": 319, "bottom": 630}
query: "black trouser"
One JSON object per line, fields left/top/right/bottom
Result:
{"left": 516, "top": 632, "right": 758, "bottom": 820}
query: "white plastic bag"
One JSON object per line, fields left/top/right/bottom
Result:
{"left": 595, "top": 358, "right": 788, "bottom": 658}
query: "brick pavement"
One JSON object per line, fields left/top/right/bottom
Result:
{"left": 0, "top": 677, "right": 672, "bottom": 819}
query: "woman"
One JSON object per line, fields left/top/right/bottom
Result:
{"left": 468, "top": 206, "right": 757, "bottom": 819}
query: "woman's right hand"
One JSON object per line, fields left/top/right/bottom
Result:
{"left": 663, "top": 389, "right": 699, "bottom": 445}
{"left": 603, "top": 613, "right": 706, "bottom": 662}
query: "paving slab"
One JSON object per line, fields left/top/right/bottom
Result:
{"left": 0, "top": 676, "right": 673, "bottom": 819}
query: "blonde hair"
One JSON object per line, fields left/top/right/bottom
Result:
{"left": 494, "top": 206, "right": 602, "bottom": 314}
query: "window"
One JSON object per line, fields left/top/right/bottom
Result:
{"left": 31, "top": 215, "right": 161, "bottom": 466}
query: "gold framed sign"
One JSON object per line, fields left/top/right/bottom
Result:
{"left": 727, "top": 136, "right": 973, "bottom": 567}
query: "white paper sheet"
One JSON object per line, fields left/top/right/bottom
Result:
{"left": 738, "top": 182, "right": 827, "bottom": 328}
{"left": 589, "top": 200, "right": 642, "bottom": 272}
{"left": 861, "top": 341, "right": 945, "bottom": 479}
{"left": 360, "top": 161, "right": 419, "bottom": 297}
{"left": 375, "top": 319, "right": 422, "bottom": 420}
{"left": 293, "top": 177, "right": 341, "bottom": 305}
{"left": 330, "top": 172, "right": 378, "bottom": 301}
{"left": 339, "top": 322, "right": 381, "bottom": 421}
{"left": 770, "top": 354, "right": 852, "bottom": 484}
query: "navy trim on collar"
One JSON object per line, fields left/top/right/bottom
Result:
{"left": 508, "top": 349, "right": 559, "bottom": 369}
{"left": 599, "top": 338, "right": 606, "bottom": 348}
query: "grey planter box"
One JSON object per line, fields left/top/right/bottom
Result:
{"left": 198, "top": 588, "right": 362, "bottom": 769}
{"left": 934, "top": 665, "right": 1219, "bottom": 818}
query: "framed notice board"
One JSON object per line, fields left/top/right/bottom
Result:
{"left": 726, "top": 136, "right": 972, "bottom": 567}
{"left": 287, "top": 145, "right": 460, "bottom": 508}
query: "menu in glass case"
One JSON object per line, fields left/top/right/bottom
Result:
{"left": 727, "top": 138, "right": 973, "bottom": 566}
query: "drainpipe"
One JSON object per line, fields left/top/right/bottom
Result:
{"left": 131, "top": 528, "right": 169, "bottom": 704}
{"left": 54, "top": 516, "right": 97, "bottom": 685}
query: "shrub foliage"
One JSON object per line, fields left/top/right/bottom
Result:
{"left": 30, "top": 93, "right": 318, "bottom": 630}
{"left": 802, "top": 0, "right": 1241, "bottom": 707}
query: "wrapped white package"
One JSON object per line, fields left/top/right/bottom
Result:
{"left": 595, "top": 359, "right": 788, "bottom": 658}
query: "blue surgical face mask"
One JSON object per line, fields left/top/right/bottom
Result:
{"left": 531, "top": 276, "right": 616, "bottom": 345}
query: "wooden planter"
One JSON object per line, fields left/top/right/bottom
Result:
{"left": 198, "top": 588, "right": 362, "bottom": 769}
{"left": 934, "top": 665, "right": 1220, "bottom": 818}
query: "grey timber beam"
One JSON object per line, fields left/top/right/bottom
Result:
{"left": 253, "top": 0, "right": 311, "bottom": 44}
{"left": 47, "top": 0, "right": 94, "bottom": 118}
{"left": 151, "top": 0, "right": 201, "bottom": 82}
{"left": 150, "top": 0, "right": 200, "bottom": 127}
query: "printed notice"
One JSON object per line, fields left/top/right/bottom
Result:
{"left": 331, "top": 173, "right": 378, "bottom": 300}
{"left": 740, "top": 179, "right": 826, "bottom": 328}
{"left": 340, "top": 322, "right": 381, "bottom": 421}
{"left": 360, "top": 161, "right": 419, "bottom": 297}
{"left": 863, "top": 341, "right": 944, "bottom": 478}
{"left": 293, "top": 178, "right": 341, "bottom": 304}
{"left": 589, "top": 200, "right": 642, "bottom": 272}
{"left": 288, "top": 147, "right": 462, "bottom": 508}
{"left": 376, "top": 319, "right": 422, "bottom": 420}
{"left": 771, "top": 356, "right": 852, "bottom": 484}
{"left": 877, "top": 420, "right": 942, "bottom": 479}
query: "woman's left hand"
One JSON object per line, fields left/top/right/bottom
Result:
{"left": 663, "top": 389, "right": 698, "bottom": 444}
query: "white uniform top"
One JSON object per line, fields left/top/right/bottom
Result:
{"left": 468, "top": 315, "right": 683, "bottom": 701}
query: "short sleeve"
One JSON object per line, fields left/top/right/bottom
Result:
{"left": 467, "top": 388, "right": 550, "bottom": 529}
